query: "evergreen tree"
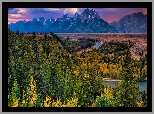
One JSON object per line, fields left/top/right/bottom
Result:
{"left": 33, "top": 31, "right": 36, "bottom": 39}
{"left": 114, "top": 45, "right": 140, "bottom": 107}
{"left": 16, "top": 30, "right": 20, "bottom": 35}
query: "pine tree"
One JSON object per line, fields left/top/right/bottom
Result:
{"left": 33, "top": 31, "right": 36, "bottom": 39}
{"left": 16, "top": 30, "right": 20, "bottom": 35}
{"left": 114, "top": 45, "right": 140, "bottom": 107}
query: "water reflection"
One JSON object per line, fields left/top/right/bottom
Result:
{"left": 104, "top": 81, "right": 147, "bottom": 92}
{"left": 93, "top": 42, "right": 102, "bottom": 49}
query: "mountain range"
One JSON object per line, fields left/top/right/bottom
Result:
{"left": 8, "top": 8, "right": 147, "bottom": 33}
{"left": 109, "top": 12, "right": 147, "bottom": 33}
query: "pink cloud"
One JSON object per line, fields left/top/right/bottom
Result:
{"left": 8, "top": 18, "right": 31, "bottom": 23}
{"left": 98, "top": 8, "right": 147, "bottom": 23}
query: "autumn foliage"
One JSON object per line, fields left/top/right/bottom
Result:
{"left": 8, "top": 31, "right": 147, "bottom": 107}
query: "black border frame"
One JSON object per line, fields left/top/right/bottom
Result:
{"left": 3, "top": 2, "right": 152, "bottom": 112}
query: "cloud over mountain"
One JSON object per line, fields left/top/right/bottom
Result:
{"left": 8, "top": 9, "right": 147, "bottom": 33}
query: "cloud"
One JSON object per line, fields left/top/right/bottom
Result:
{"left": 8, "top": 14, "right": 23, "bottom": 19}
{"left": 8, "top": 17, "right": 31, "bottom": 23}
{"left": 89, "top": 8, "right": 147, "bottom": 23}
{"left": 8, "top": 8, "right": 28, "bottom": 14}
{"left": 28, "top": 8, "right": 60, "bottom": 14}
{"left": 44, "top": 8, "right": 60, "bottom": 12}
{"left": 8, "top": 8, "right": 20, "bottom": 14}
{"left": 64, "top": 8, "right": 78, "bottom": 15}
{"left": 8, "top": 8, "right": 14, "bottom": 10}
{"left": 8, "top": 8, "right": 61, "bottom": 15}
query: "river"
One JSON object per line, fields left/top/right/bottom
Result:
{"left": 104, "top": 81, "right": 147, "bottom": 92}
{"left": 93, "top": 42, "right": 102, "bottom": 49}
{"left": 93, "top": 42, "right": 147, "bottom": 92}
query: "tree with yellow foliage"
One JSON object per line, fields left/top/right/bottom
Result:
{"left": 44, "top": 94, "right": 52, "bottom": 107}
{"left": 8, "top": 79, "right": 20, "bottom": 107}
{"left": 21, "top": 76, "right": 38, "bottom": 107}
{"left": 95, "top": 85, "right": 115, "bottom": 107}
{"left": 52, "top": 92, "right": 79, "bottom": 107}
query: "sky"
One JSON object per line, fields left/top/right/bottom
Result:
{"left": 8, "top": 8, "right": 147, "bottom": 24}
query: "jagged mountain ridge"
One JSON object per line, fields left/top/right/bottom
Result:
{"left": 109, "top": 12, "right": 147, "bottom": 33}
{"left": 8, "top": 9, "right": 147, "bottom": 33}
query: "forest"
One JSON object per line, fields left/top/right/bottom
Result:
{"left": 8, "top": 29, "right": 147, "bottom": 107}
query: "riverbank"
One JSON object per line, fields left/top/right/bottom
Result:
{"left": 102, "top": 78, "right": 122, "bottom": 82}
{"left": 104, "top": 80, "right": 122, "bottom": 82}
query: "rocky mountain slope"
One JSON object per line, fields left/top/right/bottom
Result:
{"left": 109, "top": 12, "right": 147, "bottom": 33}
